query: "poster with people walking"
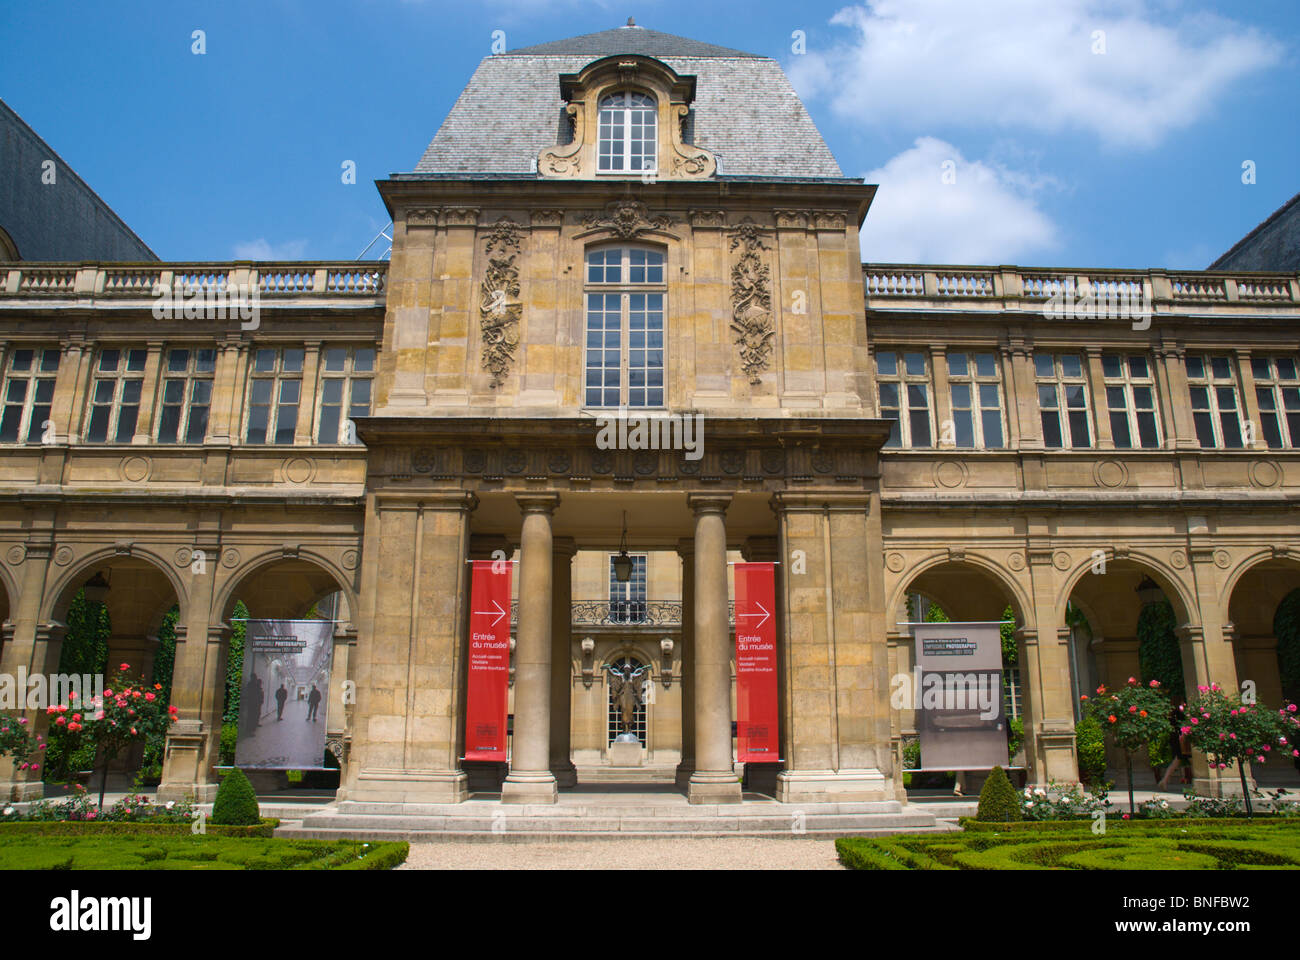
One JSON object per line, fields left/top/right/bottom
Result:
{"left": 234, "top": 619, "right": 335, "bottom": 769}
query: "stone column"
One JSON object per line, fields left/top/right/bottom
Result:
{"left": 132, "top": 341, "right": 164, "bottom": 444}
{"left": 674, "top": 538, "right": 696, "bottom": 788}
{"left": 159, "top": 528, "right": 227, "bottom": 803}
{"left": 502, "top": 495, "right": 559, "bottom": 803}
{"left": 1020, "top": 544, "right": 1082, "bottom": 786}
{"left": 549, "top": 536, "right": 577, "bottom": 787}
{"left": 687, "top": 495, "right": 741, "bottom": 804}
{"left": 0, "top": 538, "right": 57, "bottom": 800}
{"left": 771, "top": 491, "right": 893, "bottom": 803}
{"left": 343, "top": 491, "right": 475, "bottom": 804}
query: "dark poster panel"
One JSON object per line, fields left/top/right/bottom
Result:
{"left": 913, "top": 622, "right": 1006, "bottom": 771}
{"left": 235, "top": 619, "right": 334, "bottom": 769}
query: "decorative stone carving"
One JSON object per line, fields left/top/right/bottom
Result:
{"left": 406, "top": 208, "right": 439, "bottom": 227}
{"left": 729, "top": 220, "right": 775, "bottom": 385}
{"left": 54, "top": 546, "right": 74, "bottom": 567}
{"left": 812, "top": 211, "right": 847, "bottom": 230}
{"left": 539, "top": 103, "right": 584, "bottom": 175}
{"left": 221, "top": 548, "right": 240, "bottom": 569}
{"left": 688, "top": 209, "right": 726, "bottom": 229}
{"left": 1007, "top": 552, "right": 1026, "bottom": 571}
{"left": 442, "top": 207, "right": 480, "bottom": 227}
{"left": 341, "top": 548, "right": 361, "bottom": 571}
{"left": 886, "top": 551, "right": 906, "bottom": 573}
{"left": 668, "top": 104, "right": 715, "bottom": 177}
{"left": 120, "top": 456, "right": 150, "bottom": 483}
{"left": 774, "top": 209, "right": 808, "bottom": 230}
{"left": 479, "top": 218, "right": 524, "bottom": 388}
{"left": 411, "top": 448, "right": 436, "bottom": 474}
{"left": 1170, "top": 549, "right": 1188, "bottom": 569}
{"left": 582, "top": 200, "right": 676, "bottom": 239}
{"left": 5, "top": 544, "right": 26, "bottom": 565}
{"left": 530, "top": 209, "right": 565, "bottom": 227}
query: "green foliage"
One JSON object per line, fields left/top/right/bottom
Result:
{"left": 902, "top": 740, "right": 920, "bottom": 770}
{"left": 0, "top": 715, "right": 42, "bottom": 769}
{"left": 0, "top": 819, "right": 277, "bottom": 837}
{"left": 1075, "top": 715, "right": 1107, "bottom": 783}
{"left": 975, "top": 765, "right": 1022, "bottom": 822}
{"left": 1007, "top": 717, "right": 1024, "bottom": 762}
{"left": 0, "top": 833, "right": 405, "bottom": 870}
{"left": 1275, "top": 589, "right": 1300, "bottom": 704}
{"left": 140, "top": 606, "right": 179, "bottom": 782}
{"left": 219, "top": 722, "right": 239, "bottom": 766}
{"left": 1138, "top": 599, "right": 1184, "bottom": 703}
{"left": 924, "top": 603, "right": 950, "bottom": 623}
{"left": 1020, "top": 780, "right": 1109, "bottom": 820}
{"left": 1181, "top": 686, "right": 1299, "bottom": 771}
{"left": 1000, "top": 604, "right": 1017, "bottom": 669}
{"left": 44, "top": 589, "right": 111, "bottom": 783}
{"left": 211, "top": 767, "right": 260, "bottom": 826}
{"left": 1082, "top": 678, "right": 1171, "bottom": 754}
{"left": 222, "top": 602, "right": 249, "bottom": 723}
{"left": 838, "top": 819, "right": 1300, "bottom": 870}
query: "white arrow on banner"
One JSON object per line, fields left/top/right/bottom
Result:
{"left": 473, "top": 599, "right": 507, "bottom": 628}
{"left": 736, "top": 602, "right": 770, "bottom": 630}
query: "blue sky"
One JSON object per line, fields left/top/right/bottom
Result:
{"left": 1, "top": 0, "right": 1296, "bottom": 268}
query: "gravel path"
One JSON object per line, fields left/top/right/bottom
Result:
{"left": 400, "top": 837, "right": 844, "bottom": 870}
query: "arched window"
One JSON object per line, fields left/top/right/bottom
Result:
{"left": 584, "top": 246, "right": 665, "bottom": 408}
{"left": 597, "top": 91, "right": 656, "bottom": 173}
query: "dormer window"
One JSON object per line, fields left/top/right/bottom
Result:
{"left": 597, "top": 91, "right": 657, "bottom": 173}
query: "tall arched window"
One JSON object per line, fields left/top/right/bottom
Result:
{"left": 584, "top": 246, "right": 665, "bottom": 408}
{"left": 598, "top": 91, "right": 656, "bottom": 173}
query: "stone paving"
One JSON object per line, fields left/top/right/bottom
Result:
{"left": 399, "top": 837, "right": 844, "bottom": 870}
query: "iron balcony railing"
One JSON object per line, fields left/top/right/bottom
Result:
{"left": 509, "top": 600, "right": 737, "bottom": 627}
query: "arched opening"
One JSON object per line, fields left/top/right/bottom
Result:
{"left": 597, "top": 90, "right": 657, "bottom": 173}
{"left": 1064, "top": 558, "right": 1194, "bottom": 791}
{"left": 43, "top": 552, "right": 184, "bottom": 795}
{"left": 893, "top": 560, "right": 1027, "bottom": 793}
{"left": 1226, "top": 557, "right": 1300, "bottom": 786}
{"left": 213, "top": 555, "right": 356, "bottom": 796}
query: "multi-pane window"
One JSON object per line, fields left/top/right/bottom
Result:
{"left": 1186, "top": 354, "right": 1243, "bottom": 449}
{"left": 597, "top": 91, "right": 656, "bottom": 173}
{"left": 608, "top": 554, "right": 648, "bottom": 624}
{"left": 1251, "top": 356, "right": 1300, "bottom": 449}
{"left": 1101, "top": 353, "right": 1160, "bottom": 449}
{"left": 876, "top": 350, "right": 932, "bottom": 448}
{"left": 1035, "top": 353, "right": 1091, "bottom": 449}
{"left": 0, "top": 348, "right": 59, "bottom": 444}
{"left": 946, "top": 351, "right": 1003, "bottom": 448}
{"left": 607, "top": 656, "right": 649, "bottom": 745}
{"left": 157, "top": 348, "right": 215, "bottom": 444}
{"left": 584, "top": 247, "right": 665, "bottom": 408}
{"left": 246, "top": 347, "right": 304, "bottom": 445}
{"left": 86, "top": 348, "right": 147, "bottom": 443}
{"left": 316, "top": 346, "right": 375, "bottom": 444}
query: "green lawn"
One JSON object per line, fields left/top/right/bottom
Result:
{"left": 838, "top": 819, "right": 1300, "bottom": 870}
{"left": 0, "top": 831, "right": 408, "bottom": 870}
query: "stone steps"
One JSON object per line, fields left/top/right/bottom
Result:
{"left": 274, "top": 798, "right": 956, "bottom": 841}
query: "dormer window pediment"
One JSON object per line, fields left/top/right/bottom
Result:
{"left": 539, "top": 54, "right": 716, "bottom": 181}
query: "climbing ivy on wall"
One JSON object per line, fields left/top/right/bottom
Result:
{"left": 1276, "top": 588, "right": 1300, "bottom": 704}
{"left": 1137, "top": 598, "right": 1185, "bottom": 704}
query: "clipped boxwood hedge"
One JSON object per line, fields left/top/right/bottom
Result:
{"left": 0, "top": 819, "right": 279, "bottom": 838}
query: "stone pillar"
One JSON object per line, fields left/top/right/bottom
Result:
{"left": 159, "top": 530, "right": 227, "bottom": 803}
{"left": 1020, "top": 545, "right": 1082, "bottom": 786}
{"left": 772, "top": 492, "right": 893, "bottom": 803}
{"left": 687, "top": 495, "right": 741, "bottom": 804}
{"left": 0, "top": 539, "right": 57, "bottom": 800}
{"left": 502, "top": 495, "right": 559, "bottom": 803}
{"left": 674, "top": 539, "right": 696, "bottom": 788}
{"left": 343, "top": 491, "right": 476, "bottom": 803}
{"left": 549, "top": 536, "right": 577, "bottom": 787}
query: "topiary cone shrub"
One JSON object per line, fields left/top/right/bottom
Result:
{"left": 211, "top": 767, "right": 261, "bottom": 826}
{"left": 975, "top": 765, "right": 1022, "bottom": 822}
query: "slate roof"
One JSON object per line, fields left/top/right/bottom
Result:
{"left": 413, "top": 25, "right": 843, "bottom": 179}
{"left": 1209, "top": 190, "right": 1300, "bottom": 272}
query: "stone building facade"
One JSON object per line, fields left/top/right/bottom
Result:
{"left": 1, "top": 25, "right": 1298, "bottom": 807}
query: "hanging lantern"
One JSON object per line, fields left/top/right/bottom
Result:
{"left": 613, "top": 511, "right": 633, "bottom": 583}
{"left": 82, "top": 570, "right": 111, "bottom": 605}
{"left": 1135, "top": 575, "right": 1163, "bottom": 608}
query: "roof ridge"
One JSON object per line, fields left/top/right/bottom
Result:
{"left": 507, "top": 25, "right": 766, "bottom": 59}
{"left": 1209, "top": 190, "right": 1300, "bottom": 269}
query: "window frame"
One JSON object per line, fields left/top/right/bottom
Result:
{"left": 0, "top": 346, "right": 60, "bottom": 445}
{"left": 945, "top": 350, "right": 1005, "bottom": 449}
{"left": 608, "top": 554, "right": 649, "bottom": 624}
{"left": 1185, "top": 353, "right": 1244, "bottom": 449}
{"left": 314, "top": 345, "right": 376, "bottom": 445}
{"left": 1251, "top": 355, "right": 1300, "bottom": 450}
{"left": 876, "top": 349, "right": 934, "bottom": 449}
{"left": 156, "top": 346, "right": 217, "bottom": 445}
{"left": 596, "top": 89, "right": 658, "bottom": 175}
{"left": 1101, "top": 352, "right": 1161, "bottom": 450}
{"left": 84, "top": 347, "right": 148, "bottom": 444}
{"left": 244, "top": 346, "right": 305, "bottom": 446}
{"left": 1035, "top": 352, "right": 1092, "bottom": 449}
{"left": 583, "top": 245, "right": 667, "bottom": 409}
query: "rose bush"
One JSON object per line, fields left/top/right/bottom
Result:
{"left": 1081, "top": 677, "right": 1170, "bottom": 814}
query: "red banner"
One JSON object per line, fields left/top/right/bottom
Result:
{"left": 734, "top": 562, "right": 779, "bottom": 762}
{"left": 464, "top": 560, "right": 512, "bottom": 761}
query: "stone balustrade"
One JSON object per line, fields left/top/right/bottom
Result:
{"left": 863, "top": 264, "right": 1300, "bottom": 312}
{"left": 0, "top": 261, "right": 388, "bottom": 306}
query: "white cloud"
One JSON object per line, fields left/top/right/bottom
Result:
{"left": 860, "top": 137, "right": 1059, "bottom": 263}
{"left": 233, "top": 238, "right": 309, "bottom": 261}
{"left": 789, "top": 0, "right": 1282, "bottom": 149}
